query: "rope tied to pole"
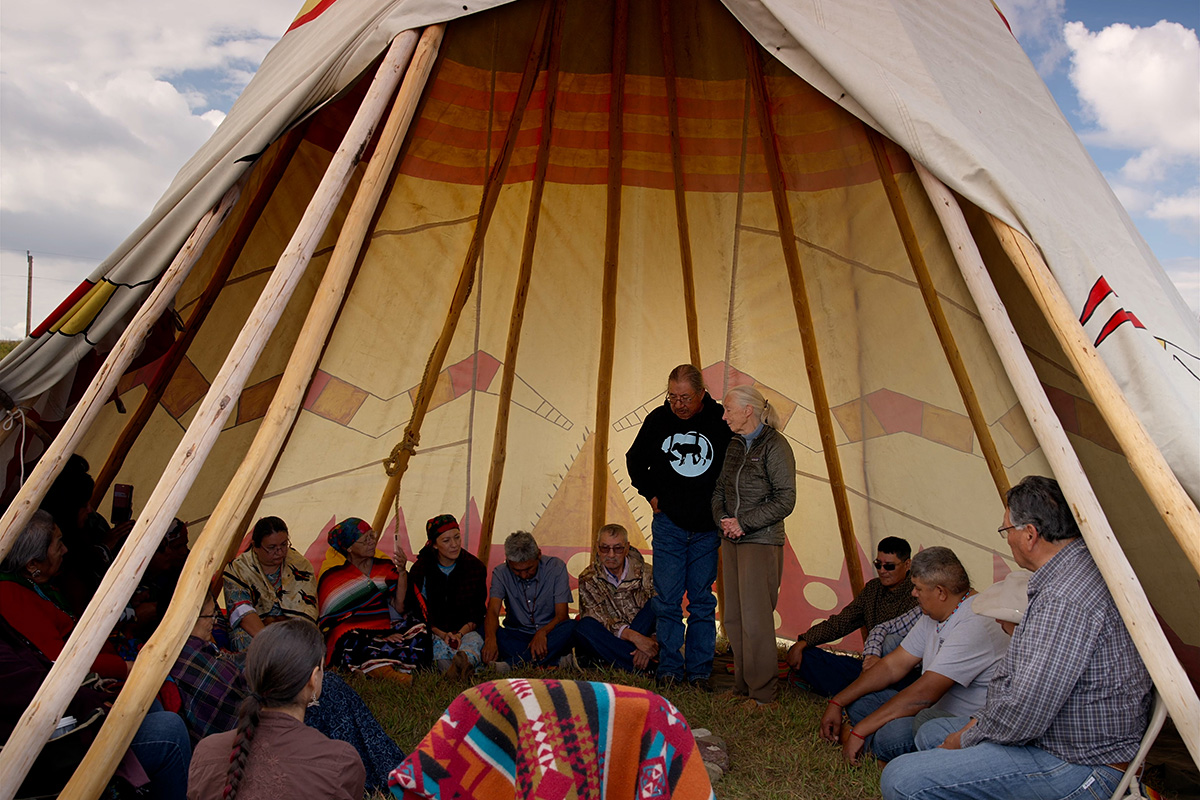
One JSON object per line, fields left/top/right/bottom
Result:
{"left": 2, "top": 406, "right": 29, "bottom": 487}
{"left": 383, "top": 430, "right": 421, "bottom": 476}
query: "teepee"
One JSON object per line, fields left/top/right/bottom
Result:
{"left": 1, "top": 0, "right": 1197, "bottom": 794}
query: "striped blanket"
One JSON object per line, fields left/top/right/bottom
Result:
{"left": 389, "top": 679, "right": 714, "bottom": 800}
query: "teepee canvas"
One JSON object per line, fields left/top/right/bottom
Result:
{"left": 0, "top": 0, "right": 1197, "bottom": 792}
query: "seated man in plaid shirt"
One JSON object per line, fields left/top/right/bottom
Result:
{"left": 880, "top": 476, "right": 1153, "bottom": 800}
{"left": 572, "top": 524, "right": 658, "bottom": 675}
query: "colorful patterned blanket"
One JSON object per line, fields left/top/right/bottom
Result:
{"left": 389, "top": 679, "right": 714, "bottom": 800}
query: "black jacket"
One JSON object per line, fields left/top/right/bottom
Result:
{"left": 625, "top": 392, "right": 732, "bottom": 532}
{"left": 405, "top": 546, "right": 487, "bottom": 634}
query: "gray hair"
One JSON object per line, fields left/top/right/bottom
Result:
{"left": 1, "top": 510, "right": 57, "bottom": 573}
{"left": 723, "top": 384, "right": 779, "bottom": 428}
{"left": 597, "top": 523, "right": 628, "bottom": 543}
{"left": 667, "top": 364, "right": 704, "bottom": 394}
{"left": 910, "top": 546, "right": 970, "bottom": 595}
{"left": 504, "top": 530, "right": 540, "bottom": 563}
{"left": 1006, "top": 475, "right": 1079, "bottom": 543}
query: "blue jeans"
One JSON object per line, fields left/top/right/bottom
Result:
{"left": 495, "top": 620, "right": 578, "bottom": 666}
{"left": 130, "top": 710, "right": 191, "bottom": 800}
{"left": 846, "top": 689, "right": 918, "bottom": 763}
{"left": 650, "top": 514, "right": 719, "bottom": 680}
{"left": 574, "top": 604, "right": 657, "bottom": 673}
{"left": 798, "top": 631, "right": 913, "bottom": 697}
{"left": 881, "top": 717, "right": 1124, "bottom": 799}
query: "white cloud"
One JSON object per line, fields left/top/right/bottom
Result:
{"left": 995, "top": 0, "right": 1069, "bottom": 73}
{"left": 1161, "top": 256, "right": 1200, "bottom": 316}
{"left": 0, "top": 0, "right": 298, "bottom": 334}
{"left": 1064, "top": 20, "right": 1200, "bottom": 179}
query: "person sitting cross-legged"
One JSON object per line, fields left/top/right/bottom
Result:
{"left": 880, "top": 476, "right": 1153, "bottom": 800}
{"left": 819, "top": 546, "right": 1010, "bottom": 764}
{"left": 481, "top": 531, "right": 577, "bottom": 668}
{"left": 787, "top": 536, "right": 918, "bottom": 697}
{"left": 573, "top": 523, "right": 658, "bottom": 674}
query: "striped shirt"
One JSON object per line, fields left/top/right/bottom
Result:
{"left": 961, "top": 538, "right": 1151, "bottom": 764}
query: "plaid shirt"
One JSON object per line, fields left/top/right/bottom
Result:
{"left": 962, "top": 538, "right": 1151, "bottom": 764}
{"left": 863, "top": 606, "right": 922, "bottom": 658}
{"left": 800, "top": 576, "right": 917, "bottom": 647}
{"left": 577, "top": 549, "right": 653, "bottom": 636}
{"left": 169, "top": 635, "right": 247, "bottom": 745}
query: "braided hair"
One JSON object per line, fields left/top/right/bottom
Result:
{"left": 223, "top": 619, "right": 324, "bottom": 800}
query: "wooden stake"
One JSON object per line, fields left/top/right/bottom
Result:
{"left": 865, "top": 127, "right": 1010, "bottom": 500}
{"left": 477, "top": 1, "right": 565, "bottom": 559}
{"left": 743, "top": 36, "right": 864, "bottom": 596}
{"left": 589, "top": 0, "right": 629, "bottom": 535}
{"left": 56, "top": 29, "right": 435, "bottom": 799}
{"left": 914, "top": 160, "right": 1200, "bottom": 764}
{"left": 986, "top": 215, "right": 1200, "bottom": 576}
{"left": 90, "top": 126, "right": 308, "bottom": 509}
{"left": 0, "top": 33, "right": 418, "bottom": 798}
{"left": 371, "top": 0, "right": 557, "bottom": 537}
{"left": 659, "top": 0, "right": 701, "bottom": 368}
{"left": 0, "top": 181, "right": 243, "bottom": 564}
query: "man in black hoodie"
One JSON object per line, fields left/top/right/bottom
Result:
{"left": 625, "top": 364, "right": 732, "bottom": 688}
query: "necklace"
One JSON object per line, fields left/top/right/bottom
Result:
{"left": 936, "top": 593, "right": 969, "bottom": 633}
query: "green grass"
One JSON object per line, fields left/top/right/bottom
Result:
{"left": 0, "top": 341, "right": 17, "bottom": 360}
{"left": 345, "top": 659, "right": 883, "bottom": 800}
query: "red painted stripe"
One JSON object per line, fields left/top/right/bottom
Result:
{"left": 1079, "top": 275, "right": 1114, "bottom": 325}
{"left": 1094, "top": 309, "right": 1145, "bottom": 348}
{"left": 286, "top": 0, "right": 338, "bottom": 34}
{"left": 31, "top": 280, "right": 94, "bottom": 338}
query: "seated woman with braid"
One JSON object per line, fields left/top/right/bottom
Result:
{"left": 317, "top": 517, "right": 429, "bottom": 676}
{"left": 222, "top": 516, "right": 317, "bottom": 651}
{"left": 187, "top": 619, "right": 365, "bottom": 800}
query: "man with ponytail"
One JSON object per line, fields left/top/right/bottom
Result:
{"left": 187, "top": 619, "right": 365, "bottom": 799}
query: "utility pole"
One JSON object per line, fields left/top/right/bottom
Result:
{"left": 26, "top": 251, "right": 34, "bottom": 336}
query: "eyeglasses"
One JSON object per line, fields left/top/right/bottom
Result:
{"left": 258, "top": 539, "right": 290, "bottom": 555}
{"left": 667, "top": 393, "right": 694, "bottom": 405}
{"left": 873, "top": 560, "right": 901, "bottom": 571}
{"left": 598, "top": 545, "right": 627, "bottom": 554}
{"left": 997, "top": 525, "right": 1019, "bottom": 538}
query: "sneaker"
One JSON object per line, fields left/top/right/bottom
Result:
{"left": 557, "top": 652, "right": 578, "bottom": 670}
{"left": 656, "top": 673, "right": 683, "bottom": 689}
{"left": 688, "top": 677, "right": 712, "bottom": 693}
{"left": 492, "top": 661, "right": 512, "bottom": 675}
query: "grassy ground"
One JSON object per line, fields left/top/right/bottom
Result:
{"left": 0, "top": 341, "right": 17, "bottom": 360}
{"left": 346, "top": 655, "right": 883, "bottom": 800}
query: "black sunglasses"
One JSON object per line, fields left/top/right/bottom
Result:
{"left": 873, "top": 560, "right": 902, "bottom": 571}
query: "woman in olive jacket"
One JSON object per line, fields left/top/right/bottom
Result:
{"left": 712, "top": 384, "right": 796, "bottom": 708}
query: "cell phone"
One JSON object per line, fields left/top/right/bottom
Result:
{"left": 111, "top": 484, "right": 134, "bottom": 525}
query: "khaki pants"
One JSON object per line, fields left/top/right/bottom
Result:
{"left": 721, "top": 540, "right": 783, "bottom": 703}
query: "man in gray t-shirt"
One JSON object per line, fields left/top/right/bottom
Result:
{"left": 481, "top": 530, "right": 577, "bottom": 667}
{"left": 817, "top": 547, "right": 1009, "bottom": 764}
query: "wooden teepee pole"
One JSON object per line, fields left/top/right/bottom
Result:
{"left": 0, "top": 182, "right": 243, "bottom": 563}
{"left": 0, "top": 33, "right": 417, "bottom": 798}
{"left": 477, "top": 1, "right": 565, "bottom": 560}
{"left": 57, "top": 29, "right": 434, "bottom": 799}
{"left": 864, "top": 127, "right": 1010, "bottom": 500}
{"left": 371, "top": 0, "right": 557, "bottom": 537}
{"left": 589, "top": 0, "right": 629, "bottom": 536}
{"left": 658, "top": 0, "right": 701, "bottom": 368}
{"left": 914, "top": 160, "right": 1200, "bottom": 764}
{"left": 90, "top": 126, "right": 308, "bottom": 509}
{"left": 986, "top": 215, "right": 1200, "bottom": 576}
{"left": 744, "top": 35, "right": 864, "bottom": 596}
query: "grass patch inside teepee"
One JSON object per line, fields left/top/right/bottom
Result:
{"left": 347, "top": 653, "right": 883, "bottom": 800}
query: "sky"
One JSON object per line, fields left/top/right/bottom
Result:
{"left": 0, "top": 0, "right": 1197, "bottom": 341}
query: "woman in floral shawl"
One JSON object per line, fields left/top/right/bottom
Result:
{"left": 317, "top": 517, "right": 429, "bottom": 673}
{"left": 222, "top": 516, "right": 317, "bottom": 651}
